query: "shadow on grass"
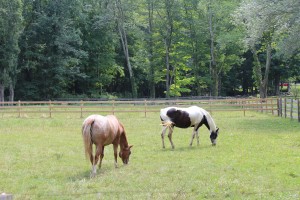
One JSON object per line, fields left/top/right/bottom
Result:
{"left": 158, "top": 144, "right": 214, "bottom": 152}
{"left": 69, "top": 164, "right": 130, "bottom": 180}
{"left": 69, "top": 170, "right": 91, "bottom": 180}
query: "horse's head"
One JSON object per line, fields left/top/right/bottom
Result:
{"left": 119, "top": 145, "right": 133, "bottom": 164}
{"left": 210, "top": 128, "right": 219, "bottom": 146}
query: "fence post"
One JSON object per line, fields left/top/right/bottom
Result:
{"left": 277, "top": 98, "right": 280, "bottom": 117}
{"left": 271, "top": 99, "right": 274, "bottom": 115}
{"left": 112, "top": 100, "right": 115, "bottom": 115}
{"left": 49, "top": 100, "right": 52, "bottom": 118}
{"left": 18, "top": 100, "right": 21, "bottom": 118}
{"left": 280, "top": 98, "right": 283, "bottom": 117}
{"left": 243, "top": 100, "right": 246, "bottom": 117}
{"left": 290, "top": 98, "right": 293, "bottom": 120}
{"left": 297, "top": 99, "right": 300, "bottom": 122}
{"left": 209, "top": 99, "right": 212, "bottom": 114}
{"left": 80, "top": 100, "right": 83, "bottom": 118}
{"left": 284, "top": 98, "right": 287, "bottom": 118}
{"left": 144, "top": 99, "right": 147, "bottom": 117}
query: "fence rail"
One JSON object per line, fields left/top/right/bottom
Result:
{"left": 278, "top": 97, "right": 300, "bottom": 122}
{"left": 0, "top": 98, "right": 299, "bottom": 122}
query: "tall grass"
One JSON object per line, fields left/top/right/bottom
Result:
{"left": 0, "top": 111, "right": 299, "bottom": 199}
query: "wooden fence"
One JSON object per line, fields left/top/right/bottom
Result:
{"left": 0, "top": 98, "right": 299, "bottom": 121}
{"left": 278, "top": 97, "right": 300, "bottom": 122}
{"left": 0, "top": 98, "right": 283, "bottom": 118}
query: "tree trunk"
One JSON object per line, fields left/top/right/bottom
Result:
{"left": 251, "top": 47, "right": 263, "bottom": 96}
{"left": 115, "top": 0, "right": 137, "bottom": 98}
{"left": 252, "top": 42, "right": 271, "bottom": 98}
{"left": 0, "top": 83, "right": 4, "bottom": 102}
{"left": 147, "top": 0, "right": 155, "bottom": 98}
{"left": 9, "top": 83, "right": 14, "bottom": 102}
{"left": 163, "top": 0, "right": 174, "bottom": 98}
{"left": 165, "top": 42, "right": 170, "bottom": 98}
{"left": 208, "top": 2, "right": 218, "bottom": 96}
{"left": 260, "top": 43, "right": 272, "bottom": 98}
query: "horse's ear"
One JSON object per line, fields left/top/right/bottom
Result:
{"left": 216, "top": 128, "right": 219, "bottom": 133}
{"left": 129, "top": 145, "right": 133, "bottom": 149}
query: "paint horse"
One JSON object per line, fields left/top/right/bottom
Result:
{"left": 82, "top": 114, "right": 133, "bottom": 177}
{"left": 160, "top": 106, "right": 219, "bottom": 149}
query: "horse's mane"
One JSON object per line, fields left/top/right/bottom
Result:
{"left": 204, "top": 111, "right": 217, "bottom": 131}
{"left": 119, "top": 123, "right": 129, "bottom": 149}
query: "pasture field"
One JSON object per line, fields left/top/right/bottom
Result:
{"left": 0, "top": 111, "right": 299, "bottom": 199}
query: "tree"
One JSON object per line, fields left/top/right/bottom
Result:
{"left": 203, "top": 0, "right": 243, "bottom": 96}
{"left": 145, "top": 0, "right": 156, "bottom": 98}
{"left": 114, "top": 0, "right": 137, "bottom": 98}
{"left": 233, "top": 0, "right": 300, "bottom": 98}
{"left": 79, "top": 0, "right": 121, "bottom": 97}
{"left": 0, "top": 0, "right": 23, "bottom": 102}
{"left": 17, "top": 0, "right": 86, "bottom": 100}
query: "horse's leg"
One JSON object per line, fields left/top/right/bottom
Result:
{"left": 161, "top": 126, "right": 168, "bottom": 148}
{"left": 189, "top": 128, "right": 196, "bottom": 146}
{"left": 98, "top": 146, "right": 104, "bottom": 169}
{"left": 113, "top": 143, "right": 118, "bottom": 168}
{"left": 91, "top": 145, "right": 103, "bottom": 178}
{"left": 167, "top": 127, "right": 175, "bottom": 149}
{"left": 196, "top": 129, "right": 200, "bottom": 146}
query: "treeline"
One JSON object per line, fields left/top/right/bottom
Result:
{"left": 0, "top": 0, "right": 299, "bottom": 101}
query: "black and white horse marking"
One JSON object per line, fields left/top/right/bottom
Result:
{"left": 160, "top": 106, "right": 219, "bottom": 149}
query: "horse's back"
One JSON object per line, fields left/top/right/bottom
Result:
{"left": 160, "top": 106, "right": 209, "bottom": 125}
{"left": 85, "top": 114, "right": 120, "bottom": 146}
{"left": 160, "top": 107, "right": 176, "bottom": 121}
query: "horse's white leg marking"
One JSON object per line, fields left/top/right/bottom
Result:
{"left": 90, "top": 145, "right": 102, "bottom": 178}
{"left": 91, "top": 165, "right": 97, "bottom": 178}
{"left": 161, "top": 126, "right": 168, "bottom": 148}
{"left": 189, "top": 129, "right": 196, "bottom": 146}
{"left": 167, "top": 127, "right": 175, "bottom": 149}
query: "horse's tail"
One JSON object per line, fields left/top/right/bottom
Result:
{"left": 161, "top": 121, "right": 174, "bottom": 130}
{"left": 82, "top": 118, "right": 95, "bottom": 160}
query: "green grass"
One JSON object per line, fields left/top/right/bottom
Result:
{"left": 0, "top": 111, "right": 299, "bottom": 199}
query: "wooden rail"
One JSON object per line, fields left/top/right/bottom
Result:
{"left": 0, "top": 98, "right": 282, "bottom": 119}
{"left": 278, "top": 97, "right": 300, "bottom": 122}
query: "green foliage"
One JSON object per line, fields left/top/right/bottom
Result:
{"left": 0, "top": 0, "right": 299, "bottom": 100}
{"left": 0, "top": 0, "right": 23, "bottom": 100}
{"left": 17, "top": 0, "right": 87, "bottom": 100}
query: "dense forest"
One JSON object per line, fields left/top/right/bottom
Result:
{"left": 0, "top": 0, "right": 299, "bottom": 101}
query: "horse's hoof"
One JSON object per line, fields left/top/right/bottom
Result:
{"left": 212, "top": 143, "right": 216, "bottom": 146}
{"left": 90, "top": 173, "right": 96, "bottom": 178}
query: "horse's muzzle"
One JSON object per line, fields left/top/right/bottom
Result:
{"left": 211, "top": 139, "right": 217, "bottom": 146}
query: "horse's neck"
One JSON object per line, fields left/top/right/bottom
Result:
{"left": 206, "top": 114, "right": 217, "bottom": 132}
{"left": 119, "top": 132, "right": 129, "bottom": 150}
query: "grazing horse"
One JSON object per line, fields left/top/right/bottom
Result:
{"left": 82, "top": 114, "right": 133, "bottom": 177}
{"left": 160, "top": 106, "right": 219, "bottom": 149}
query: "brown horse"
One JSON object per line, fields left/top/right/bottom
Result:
{"left": 82, "top": 114, "right": 133, "bottom": 177}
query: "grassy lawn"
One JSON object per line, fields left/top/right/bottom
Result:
{"left": 0, "top": 111, "right": 299, "bottom": 199}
